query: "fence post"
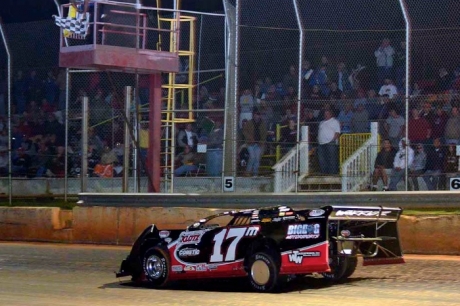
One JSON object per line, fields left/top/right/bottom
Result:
{"left": 300, "top": 126, "right": 309, "bottom": 176}
{"left": 81, "top": 96, "right": 89, "bottom": 192}
{"left": 123, "top": 86, "right": 132, "bottom": 193}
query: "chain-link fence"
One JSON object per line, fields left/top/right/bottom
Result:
{"left": 2, "top": 0, "right": 460, "bottom": 196}
{"left": 236, "top": 0, "right": 460, "bottom": 192}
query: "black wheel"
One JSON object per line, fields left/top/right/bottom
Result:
{"left": 342, "top": 256, "right": 358, "bottom": 278}
{"left": 321, "top": 256, "right": 357, "bottom": 281}
{"left": 142, "top": 246, "right": 170, "bottom": 288}
{"left": 247, "top": 251, "right": 280, "bottom": 292}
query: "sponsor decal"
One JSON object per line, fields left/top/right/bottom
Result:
{"left": 171, "top": 265, "right": 183, "bottom": 272}
{"left": 178, "top": 248, "right": 200, "bottom": 257}
{"left": 335, "top": 210, "right": 391, "bottom": 217}
{"left": 288, "top": 250, "right": 321, "bottom": 264}
{"left": 250, "top": 219, "right": 260, "bottom": 223}
{"left": 159, "top": 230, "right": 170, "bottom": 238}
{"left": 279, "top": 212, "right": 285, "bottom": 216}
{"left": 261, "top": 218, "right": 271, "bottom": 223}
{"left": 340, "top": 230, "right": 351, "bottom": 237}
{"left": 309, "top": 209, "right": 325, "bottom": 217}
{"left": 272, "top": 217, "right": 282, "bottom": 222}
{"left": 245, "top": 226, "right": 260, "bottom": 237}
{"left": 286, "top": 224, "right": 320, "bottom": 239}
{"left": 184, "top": 265, "right": 195, "bottom": 271}
{"left": 278, "top": 206, "right": 291, "bottom": 212}
{"left": 199, "top": 219, "right": 207, "bottom": 223}
{"left": 196, "top": 264, "right": 207, "bottom": 271}
{"left": 283, "top": 216, "right": 296, "bottom": 221}
{"left": 165, "top": 238, "right": 172, "bottom": 243}
{"left": 208, "top": 264, "right": 218, "bottom": 271}
{"left": 178, "top": 230, "right": 206, "bottom": 245}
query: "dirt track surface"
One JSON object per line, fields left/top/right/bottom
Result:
{"left": 0, "top": 242, "right": 459, "bottom": 306}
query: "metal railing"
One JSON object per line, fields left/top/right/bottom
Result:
{"left": 341, "top": 122, "right": 379, "bottom": 192}
{"left": 272, "top": 126, "right": 309, "bottom": 192}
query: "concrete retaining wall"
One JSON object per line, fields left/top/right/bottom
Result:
{"left": 0, "top": 207, "right": 458, "bottom": 255}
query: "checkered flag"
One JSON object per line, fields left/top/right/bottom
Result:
{"left": 53, "top": 13, "right": 90, "bottom": 38}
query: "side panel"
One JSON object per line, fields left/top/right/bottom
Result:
{"left": 280, "top": 241, "right": 330, "bottom": 274}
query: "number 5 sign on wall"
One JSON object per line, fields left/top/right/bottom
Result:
{"left": 223, "top": 176, "right": 234, "bottom": 192}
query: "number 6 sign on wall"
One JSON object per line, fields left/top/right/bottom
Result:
{"left": 450, "top": 178, "right": 460, "bottom": 191}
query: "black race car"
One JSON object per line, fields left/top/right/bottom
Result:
{"left": 116, "top": 205, "right": 405, "bottom": 292}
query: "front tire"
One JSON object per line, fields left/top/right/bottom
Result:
{"left": 247, "top": 251, "right": 280, "bottom": 292}
{"left": 142, "top": 246, "right": 170, "bottom": 288}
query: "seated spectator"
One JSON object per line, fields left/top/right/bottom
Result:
{"left": 442, "top": 143, "right": 459, "bottom": 190}
{"left": 435, "top": 68, "right": 453, "bottom": 93}
{"left": 174, "top": 145, "right": 198, "bottom": 177}
{"left": 47, "top": 146, "right": 67, "bottom": 178}
{"left": 12, "top": 147, "right": 32, "bottom": 177}
{"left": 177, "top": 123, "right": 198, "bottom": 154}
{"left": 0, "top": 146, "right": 8, "bottom": 176}
{"left": 327, "top": 82, "right": 342, "bottom": 100}
{"left": 31, "top": 141, "right": 51, "bottom": 177}
{"left": 239, "top": 88, "right": 254, "bottom": 129}
{"left": 409, "top": 143, "right": 426, "bottom": 191}
{"left": 93, "top": 145, "right": 118, "bottom": 178}
{"left": 389, "top": 138, "right": 414, "bottom": 191}
{"left": 371, "top": 139, "right": 396, "bottom": 191}
{"left": 423, "top": 138, "right": 445, "bottom": 190}
{"left": 378, "top": 78, "right": 398, "bottom": 99}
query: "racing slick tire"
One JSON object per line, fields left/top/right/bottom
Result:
{"left": 247, "top": 251, "right": 280, "bottom": 292}
{"left": 321, "top": 256, "right": 357, "bottom": 281}
{"left": 142, "top": 246, "right": 170, "bottom": 288}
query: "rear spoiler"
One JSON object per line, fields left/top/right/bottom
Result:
{"left": 328, "top": 206, "right": 402, "bottom": 222}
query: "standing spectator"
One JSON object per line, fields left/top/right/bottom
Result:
{"left": 239, "top": 88, "right": 254, "bottom": 129}
{"left": 243, "top": 111, "right": 267, "bottom": 177}
{"left": 435, "top": 68, "right": 453, "bottom": 93}
{"left": 442, "top": 143, "right": 459, "bottom": 190}
{"left": 333, "top": 62, "right": 352, "bottom": 94}
{"left": 352, "top": 102, "right": 370, "bottom": 133}
{"left": 423, "top": 138, "right": 445, "bottom": 190}
{"left": 371, "top": 139, "right": 396, "bottom": 191}
{"left": 444, "top": 107, "right": 460, "bottom": 145}
{"left": 12, "top": 147, "right": 32, "bottom": 177}
{"left": 419, "top": 101, "right": 434, "bottom": 122}
{"left": 389, "top": 138, "right": 414, "bottom": 191}
{"left": 177, "top": 123, "right": 198, "bottom": 154}
{"left": 429, "top": 106, "right": 448, "bottom": 142}
{"left": 283, "top": 65, "right": 297, "bottom": 90}
{"left": 300, "top": 108, "right": 318, "bottom": 144}
{"left": 394, "top": 41, "right": 406, "bottom": 90}
{"left": 337, "top": 102, "right": 354, "bottom": 134}
{"left": 374, "top": 38, "right": 395, "bottom": 86}
{"left": 25, "top": 70, "right": 42, "bottom": 103}
{"left": 408, "top": 108, "right": 431, "bottom": 145}
{"left": 205, "top": 120, "right": 224, "bottom": 176}
{"left": 43, "top": 70, "right": 58, "bottom": 107}
{"left": 409, "top": 143, "right": 426, "bottom": 191}
{"left": 56, "top": 69, "right": 67, "bottom": 111}
{"left": 384, "top": 108, "right": 405, "bottom": 148}
{"left": 317, "top": 110, "right": 341, "bottom": 175}
{"left": 279, "top": 119, "right": 298, "bottom": 154}
{"left": 378, "top": 78, "right": 398, "bottom": 99}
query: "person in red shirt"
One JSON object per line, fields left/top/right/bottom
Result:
{"left": 408, "top": 107, "right": 431, "bottom": 145}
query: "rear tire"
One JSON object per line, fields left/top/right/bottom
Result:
{"left": 321, "top": 256, "right": 357, "bottom": 281}
{"left": 142, "top": 246, "right": 170, "bottom": 288}
{"left": 247, "top": 251, "right": 280, "bottom": 292}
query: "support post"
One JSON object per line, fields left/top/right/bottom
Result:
{"left": 123, "top": 86, "right": 132, "bottom": 192}
{"left": 81, "top": 97, "right": 89, "bottom": 192}
{"left": 148, "top": 74, "right": 162, "bottom": 192}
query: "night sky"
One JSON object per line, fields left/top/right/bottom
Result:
{"left": 0, "top": 0, "right": 223, "bottom": 24}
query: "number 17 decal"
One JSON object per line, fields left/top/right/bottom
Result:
{"left": 210, "top": 226, "right": 259, "bottom": 263}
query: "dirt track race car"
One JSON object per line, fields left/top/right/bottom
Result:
{"left": 116, "top": 205, "right": 405, "bottom": 292}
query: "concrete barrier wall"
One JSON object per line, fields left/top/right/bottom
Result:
{"left": 1, "top": 207, "right": 459, "bottom": 255}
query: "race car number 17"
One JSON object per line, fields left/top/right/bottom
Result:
{"left": 210, "top": 227, "right": 259, "bottom": 262}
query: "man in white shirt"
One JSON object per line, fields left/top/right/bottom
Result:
{"left": 317, "top": 110, "right": 341, "bottom": 174}
{"left": 375, "top": 38, "right": 395, "bottom": 86}
{"left": 378, "top": 78, "right": 398, "bottom": 99}
{"left": 388, "top": 138, "right": 414, "bottom": 191}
